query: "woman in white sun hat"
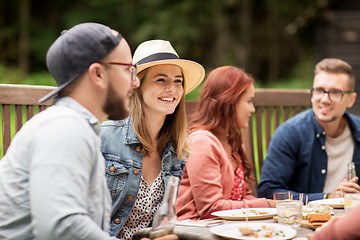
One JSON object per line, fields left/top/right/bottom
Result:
{"left": 100, "top": 40, "right": 205, "bottom": 239}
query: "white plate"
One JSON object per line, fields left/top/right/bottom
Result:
{"left": 176, "top": 219, "right": 225, "bottom": 227}
{"left": 310, "top": 198, "right": 344, "bottom": 209}
{"left": 211, "top": 208, "right": 277, "bottom": 220}
{"left": 210, "top": 222, "right": 296, "bottom": 240}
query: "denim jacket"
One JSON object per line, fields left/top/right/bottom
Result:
{"left": 258, "top": 109, "right": 360, "bottom": 202}
{"left": 100, "top": 117, "right": 186, "bottom": 237}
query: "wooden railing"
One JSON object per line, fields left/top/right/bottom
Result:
{"left": 0, "top": 84, "right": 311, "bottom": 186}
{"left": 0, "top": 84, "right": 55, "bottom": 156}
{"left": 185, "top": 89, "right": 312, "bottom": 187}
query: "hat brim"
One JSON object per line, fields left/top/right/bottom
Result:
{"left": 137, "top": 59, "right": 205, "bottom": 95}
{"left": 38, "top": 77, "right": 75, "bottom": 103}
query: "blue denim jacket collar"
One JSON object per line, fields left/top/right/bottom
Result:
{"left": 123, "top": 117, "right": 140, "bottom": 144}
{"left": 123, "top": 117, "right": 177, "bottom": 157}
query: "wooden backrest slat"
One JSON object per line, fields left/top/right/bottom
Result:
{"left": 2, "top": 105, "right": 11, "bottom": 155}
{"left": 255, "top": 110, "right": 264, "bottom": 170}
{"left": 283, "top": 107, "right": 290, "bottom": 122}
{"left": 247, "top": 116, "right": 256, "bottom": 180}
{"left": 264, "top": 106, "right": 271, "bottom": 149}
{"left": 15, "top": 105, "right": 23, "bottom": 132}
{"left": 39, "top": 105, "right": 47, "bottom": 112}
{"left": 273, "top": 107, "right": 280, "bottom": 129}
{"left": 26, "top": 106, "right": 35, "bottom": 121}
{"left": 243, "top": 119, "right": 254, "bottom": 168}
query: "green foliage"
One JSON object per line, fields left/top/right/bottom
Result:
{"left": 185, "top": 82, "right": 203, "bottom": 101}
{"left": 22, "top": 72, "right": 55, "bottom": 86}
{"left": 0, "top": 0, "right": 329, "bottom": 88}
{"left": 255, "top": 58, "right": 314, "bottom": 89}
{"left": 0, "top": 64, "right": 55, "bottom": 86}
{"left": 187, "top": 58, "right": 314, "bottom": 101}
{"left": 0, "top": 65, "right": 24, "bottom": 84}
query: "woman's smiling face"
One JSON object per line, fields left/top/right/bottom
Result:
{"left": 140, "top": 64, "right": 184, "bottom": 117}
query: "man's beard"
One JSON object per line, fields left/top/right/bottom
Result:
{"left": 103, "top": 81, "right": 130, "bottom": 120}
{"left": 315, "top": 114, "right": 337, "bottom": 123}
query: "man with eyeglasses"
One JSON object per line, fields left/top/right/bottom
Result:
{"left": 258, "top": 58, "right": 360, "bottom": 202}
{"left": 0, "top": 23, "right": 179, "bottom": 240}
{"left": 0, "top": 23, "right": 141, "bottom": 240}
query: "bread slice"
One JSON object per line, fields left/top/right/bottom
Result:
{"left": 311, "top": 222, "right": 326, "bottom": 226}
{"left": 307, "top": 214, "right": 331, "bottom": 222}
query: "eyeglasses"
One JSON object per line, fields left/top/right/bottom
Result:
{"left": 100, "top": 62, "right": 138, "bottom": 82}
{"left": 311, "top": 87, "right": 352, "bottom": 103}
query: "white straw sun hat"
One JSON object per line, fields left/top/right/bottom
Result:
{"left": 132, "top": 40, "right": 205, "bottom": 94}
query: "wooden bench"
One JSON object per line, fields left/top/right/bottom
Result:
{"left": 0, "top": 84, "right": 55, "bottom": 156}
{"left": 185, "top": 89, "right": 311, "bottom": 187}
{"left": 0, "top": 84, "right": 311, "bottom": 186}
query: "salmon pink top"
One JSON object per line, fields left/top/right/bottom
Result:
{"left": 176, "top": 130, "right": 268, "bottom": 220}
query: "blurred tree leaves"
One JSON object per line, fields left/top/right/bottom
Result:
{"left": 0, "top": 0, "right": 331, "bottom": 85}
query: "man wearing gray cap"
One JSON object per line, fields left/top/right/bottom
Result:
{"left": 0, "top": 22, "right": 139, "bottom": 239}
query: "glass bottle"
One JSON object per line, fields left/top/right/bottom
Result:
{"left": 347, "top": 162, "right": 357, "bottom": 181}
{"left": 149, "top": 176, "right": 179, "bottom": 239}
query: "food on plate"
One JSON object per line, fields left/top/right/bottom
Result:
{"left": 238, "top": 225, "right": 286, "bottom": 238}
{"left": 311, "top": 221, "right": 326, "bottom": 226}
{"left": 238, "top": 226, "right": 255, "bottom": 236}
{"left": 302, "top": 203, "right": 333, "bottom": 226}
{"left": 212, "top": 208, "right": 276, "bottom": 220}
{"left": 238, "top": 209, "right": 270, "bottom": 216}
{"left": 258, "top": 211, "right": 270, "bottom": 215}
{"left": 302, "top": 203, "right": 333, "bottom": 220}
{"left": 307, "top": 214, "right": 331, "bottom": 222}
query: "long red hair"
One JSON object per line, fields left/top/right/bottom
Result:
{"left": 189, "top": 66, "right": 254, "bottom": 182}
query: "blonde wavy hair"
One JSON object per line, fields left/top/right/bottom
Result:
{"left": 130, "top": 68, "right": 190, "bottom": 160}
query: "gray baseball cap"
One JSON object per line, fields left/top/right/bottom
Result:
{"left": 39, "top": 22, "right": 123, "bottom": 103}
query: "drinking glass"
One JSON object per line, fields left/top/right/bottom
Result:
{"left": 276, "top": 200, "right": 302, "bottom": 228}
{"left": 273, "top": 192, "right": 293, "bottom": 201}
{"left": 149, "top": 176, "right": 179, "bottom": 239}
{"left": 344, "top": 193, "right": 360, "bottom": 213}
{"left": 347, "top": 162, "right": 357, "bottom": 181}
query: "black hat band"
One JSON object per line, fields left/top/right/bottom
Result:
{"left": 137, "top": 52, "right": 179, "bottom": 65}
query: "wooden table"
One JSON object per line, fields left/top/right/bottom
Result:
{"left": 132, "top": 209, "right": 345, "bottom": 240}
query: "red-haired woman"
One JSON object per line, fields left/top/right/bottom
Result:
{"left": 176, "top": 66, "right": 273, "bottom": 220}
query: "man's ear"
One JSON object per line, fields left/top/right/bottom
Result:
{"left": 88, "top": 63, "right": 107, "bottom": 89}
{"left": 348, "top": 92, "right": 357, "bottom": 108}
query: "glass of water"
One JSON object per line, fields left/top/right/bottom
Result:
{"left": 273, "top": 192, "right": 293, "bottom": 201}
{"left": 344, "top": 193, "right": 360, "bottom": 213}
{"left": 276, "top": 200, "right": 302, "bottom": 228}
